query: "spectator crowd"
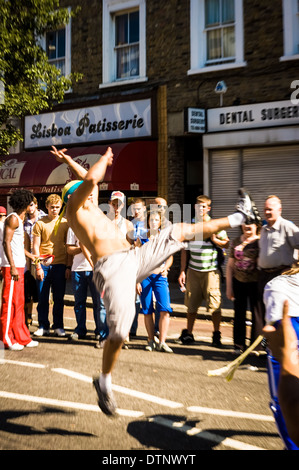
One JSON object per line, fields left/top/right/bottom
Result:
{"left": 0, "top": 181, "right": 298, "bottom": 449}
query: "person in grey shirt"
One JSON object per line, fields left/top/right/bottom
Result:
{"left": 257, "top": 195, "right": 299, "bottom": 336}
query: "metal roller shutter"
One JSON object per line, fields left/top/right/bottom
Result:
{"left": 243, "top": 145, "right": 299, "bottom": 226}
{"left": 210, "top": 149, "right": 242, "bottom": 241}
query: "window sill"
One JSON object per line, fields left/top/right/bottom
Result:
{"left": 99, "top": 76, "right": 148, "bottom": 89}
{"left": 187, "top": 61, "right": 247, "bottom": 75}
{"left": 280, "top": 55, "right": 299, "bottom": 62}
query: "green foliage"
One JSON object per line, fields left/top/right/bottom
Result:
{"left": 0, "top": 0, "right": 82, "bottom": 155}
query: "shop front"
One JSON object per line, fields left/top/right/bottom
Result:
{"left": 0, "top": 96, "right": 158, "bottom": 212}
{"left": 203, "top": 99, "right": 299, "bottom": 237}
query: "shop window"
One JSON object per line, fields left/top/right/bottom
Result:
{"left": 188, "top": 0, "right": 246, "bottom": 75}
{"left": 280, "top": 0, "right": 299, "bottom": 61}
{"left": 101, "top": 0, "right": 147, "bottom": 88}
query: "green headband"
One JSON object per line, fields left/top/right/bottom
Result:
{"left": 54, "top": 180, "right": 83, "bottom": 235}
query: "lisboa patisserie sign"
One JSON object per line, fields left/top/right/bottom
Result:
{"left": 24, "top": 98, "right": 152, "bottom": 149}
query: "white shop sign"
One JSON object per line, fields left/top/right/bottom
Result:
{"left": 24, "top": 98, "right": 152, "bottom": 149}
{"left": 186, "top": 108, "right": 206, "bottom": 134}
{"left": 207, "top": 100, "right": 299, "bottom": 133}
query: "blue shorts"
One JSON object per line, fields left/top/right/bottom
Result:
{"left": 140, "top": 274, "right": 172, "bottom": 315}
{"left": 267, "top": 317, "right": 299, "bottom": 450}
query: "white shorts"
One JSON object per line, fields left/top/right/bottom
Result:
{"left": 93, "top": 225, "right": 186, "bottom": 340}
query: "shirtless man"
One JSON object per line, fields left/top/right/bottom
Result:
{"left": 51, "top": 145, "right": 259, "bottom": 416}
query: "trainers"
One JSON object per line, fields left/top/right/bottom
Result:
{"left": 236, "top": 188, "right": 262, "bottom": 225}
{"left": 92, "top": 376, "right": 117, "bottom": 417}
{"left": 8, "top": 343, "right": 24, "bottom": 351}
{"left": 212, "top": 331, "right": 222, "bottom": 347}
{"left": 33, "top": 328, "right": 50, "bottom": 337}
{"left": 25, "top": 340, "right": 39, "bottom": 348}
{"left": 177, "top": 329, "right": 195, "bottom": 345}
{"left": 145, "top": 340, "right": 156, "bottom": 351}
{"left": 54, "top": 328, "right": 66, "bottom": 337}
{"left": 157, "top": 342, "right": 173, "bottom": 353}
{"left": 68, "top": 332, "right": 86, "bottom": 341}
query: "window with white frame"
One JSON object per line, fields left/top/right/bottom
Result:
{"left": 40, "top": 13, "right": 71, "bottom": 78}
{"left": 281, "top": 0, "right": 299, "bottom": 61}
{"left": 115, "top": 10, "right": 139, "bottom": 79}
{"left": 101, "top": 0, "right": 147, "bottom": 88}
{"left": 46, "top": 28, "right": 67, "bottom": 75}
{"left": 189, "top": 0, "right": 246, "bottom": 74}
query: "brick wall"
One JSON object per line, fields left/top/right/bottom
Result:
{"left": 57, "top": 0, "right": 298, "bottom": 201}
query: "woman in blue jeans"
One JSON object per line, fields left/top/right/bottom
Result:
{"left": 138, "top": 210, "right": 173, "bottom": 353}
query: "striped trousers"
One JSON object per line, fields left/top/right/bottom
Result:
{"left": 0, "top": 267, "right": 31, "bottom": 348}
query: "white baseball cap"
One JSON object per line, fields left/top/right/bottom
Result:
{"left": 110, "top": 191, "right": 125, "bottom": 204}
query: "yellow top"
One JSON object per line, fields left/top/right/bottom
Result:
{"left": 33, "top": 215, "right": 69, "bottom": 265}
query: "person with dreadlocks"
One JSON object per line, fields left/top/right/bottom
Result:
{"left": 0, "top": 190, "right": 39, "bottom": 350}
{"left": 50, "top": 145, "right": 261, "bottom": 417}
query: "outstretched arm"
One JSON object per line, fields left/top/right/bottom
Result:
{"left": 67, "top": 147, "right": 114, "bottom": 212}
{"left": 50, "top": 146, "right": 88, "bottom": 180}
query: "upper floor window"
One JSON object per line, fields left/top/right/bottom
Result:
{"left": 281, "top": 0, "right": 299, "bottom": 61}
{"left": 46, "top": 28, "right": 67, "bottom": 75}
{"left": 115, "top": 10, "right": 139, "bottom": 79}
{"left": 40, "top": 10, "right": 71, "bottom": 79}
{"left": 189, "top": 0, "right": 246, "bottom": 75}
{"left": 205, "top": 0, "right": 235, "bottom": 65}
{"left": 101, "top": 0, "right": 147, "bottom": 88}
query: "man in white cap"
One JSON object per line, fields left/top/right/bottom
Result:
{"left": 108, "top": 191, "right": 134, "bottom": 243}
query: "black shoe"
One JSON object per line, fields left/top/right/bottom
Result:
{"left": 177, "top": 328, "right": 195, "bottom": 345}
{"left": 92, "top": 376, "right": 117, "bottom": 417}
{"left": 212, "top": 331, "right": 222, "bottom": 348}
{"left": 236, "top": 188, "right": 262, "bottom": 225}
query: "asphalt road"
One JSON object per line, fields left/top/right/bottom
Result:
{"left": 0, "top": 304, "right": 284, "bottom": 454}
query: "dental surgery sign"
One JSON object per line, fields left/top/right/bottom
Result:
{"left": 207, "top": 100, "right": 299, "bottom": 132}
{"left": 24, "top": 99, "right": 152, "bottom": 149}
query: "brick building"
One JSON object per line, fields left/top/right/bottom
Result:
{"left": 1, "top": 0, "right": 299, "bottom": 234}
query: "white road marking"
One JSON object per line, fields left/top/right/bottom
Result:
{"left": 149, "top": 416, "right": 266, "bottom": 451}
{"left": 1, "top": 360, "right": 274, "bottom": 448}
{"left": 52, "top": 368, "right": 184, "bottom": 409}
{"left": 0, "top": 390, "right": 143, "bottom": 418}
{"left": 187, "top": 406, "right": 274, "bottom": 422}
{"left": 0, "top": 359, "right": 46, "bottom": 368}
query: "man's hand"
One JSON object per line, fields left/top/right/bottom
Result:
{"left": 10, "top": 265, "right": 19, "bottom": 281}
{"left": 50, "top": 146, "right": 70, "bottom": 164}
{"left": 103, "top": 147, "right": 114, "bottom": 166}
{"left": 178, "top": 271, "right": 186, "bottom": 291}
{"left": 136, "top": 283, "right": 142, "bottom": 295}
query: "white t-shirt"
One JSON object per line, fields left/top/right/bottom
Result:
{"left": 1, "top": 213, "right": 26, "bottom": 268}
{"left": 264, "top": 272, "right": 299, "bottom": 324}
{"left": 66, "top": 228, "right": 92, "bottom": 272}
